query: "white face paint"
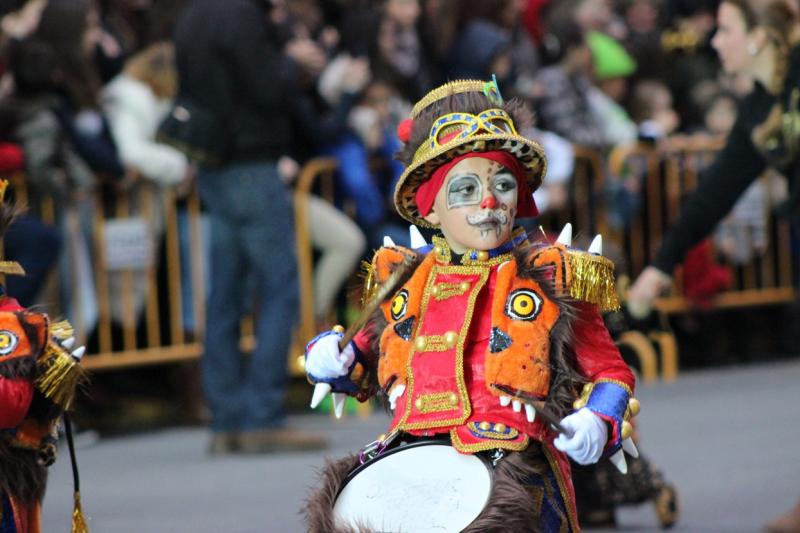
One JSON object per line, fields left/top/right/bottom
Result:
{"left": 423, "top": 157, "right": 519, "bottom": 254}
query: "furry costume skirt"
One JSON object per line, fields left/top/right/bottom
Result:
{"left": 304, "top": 439, "right": 575, "bottom": 533}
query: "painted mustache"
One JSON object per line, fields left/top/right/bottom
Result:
{"left": 467, "top": 210, "right": 509, "bottom": 239}
{"left": 466, "top": 209, "right": 509, "bottom": 227}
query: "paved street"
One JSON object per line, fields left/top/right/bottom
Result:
{"left": 42, "top": 359, "right": 800, "bottom": 532}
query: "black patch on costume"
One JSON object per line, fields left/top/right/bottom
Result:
{"left": 489, "top": 326, "right": 513, "bottom": 353}
{"left": 393, "top": 316, "right": 415, "bottom": 341}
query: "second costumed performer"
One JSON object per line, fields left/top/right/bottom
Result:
{"left": 303, "top": 78, "right": 640, "bottom": 532}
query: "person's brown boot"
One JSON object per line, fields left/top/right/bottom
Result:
{"left": 238, "top": 427, "right": 328, "bottom": 454}
{"left": 208, "top": 431, "right": 240, "bottom": 455}
{"left": 764, "top": 500, "right": 800, "bottom": 533}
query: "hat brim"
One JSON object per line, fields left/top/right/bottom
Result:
{"left": 394, "top": 133, "right": 547, "bottom": 227}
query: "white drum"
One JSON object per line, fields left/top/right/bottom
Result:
{"left": 333, "top": 441, "right": 493, "bottom": 533}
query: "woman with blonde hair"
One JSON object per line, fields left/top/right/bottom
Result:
{"left": 627, "top": 4, "right": 800, "bottom": 529}
{"left": 629, "top": 0, "right": 800, "bottom": 313}
{"left": 102, "top": 41, "right": 192, "bottom": 330}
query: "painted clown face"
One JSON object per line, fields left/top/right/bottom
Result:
{"left": 423, "top": 157, "right": 518, "bottom": 254}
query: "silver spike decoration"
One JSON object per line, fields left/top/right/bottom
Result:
{"left": 409, "top": 225, "right": 427, "bottom": 249}
{"left": 588, "top": 234, "right": 603, "bottom": 255}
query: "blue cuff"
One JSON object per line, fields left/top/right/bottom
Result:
{"left": 585, "top": 381, "right": 630, "bottom": 451}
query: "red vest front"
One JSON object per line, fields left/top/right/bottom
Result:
{"left": 376, "top": 239, "right": 563, "bottom": 453}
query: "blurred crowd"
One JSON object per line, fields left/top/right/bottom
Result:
{"left": 0, "top": 0, "right": 796, "bottom": 332}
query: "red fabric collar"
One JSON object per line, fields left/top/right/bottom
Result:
{"left": 415, "top": 151, "right": 538, "bottom": 218}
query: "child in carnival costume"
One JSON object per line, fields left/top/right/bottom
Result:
{"left": 0, "top": 181, "right": 88, "bottom": 533}
{"left": 304, "top": 79, "right": 640, "bottom": 532}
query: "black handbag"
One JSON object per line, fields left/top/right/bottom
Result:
{"left": 157, "top": 98, "right": 230, "bottom": 167}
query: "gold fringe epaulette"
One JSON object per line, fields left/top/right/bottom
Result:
{"left": 0, "top": 261, "right": 25, "bottom": 275}
{"left": 358, "top": 260, "right": 377, "bottom": 307}
{"left": 50, "top": 320, "right": 75, "bottom": 342}
{"left": 35, "top": 339, "right": 85, "bottom": 408}
{"left": 565, "top": 250, "right": 620, "bottom": 312}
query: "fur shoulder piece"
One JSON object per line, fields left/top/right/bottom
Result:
{"left": 520, "top": 242, "right": 619, "bottom": 312}
{"left": 360, "top": 245, "right": 421, "bottom": 306}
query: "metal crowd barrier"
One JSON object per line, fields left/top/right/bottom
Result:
{"left": 608, "top": 137, "right": 796, "bottom": 313}
{"left": 6, "top": 172, "right": 206, "bottom": 370}
{"left": 4, "top": 140, "right": 795, "bottom": 376}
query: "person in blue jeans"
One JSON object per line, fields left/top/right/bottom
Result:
{"left": 174, "top": 0, "right": 326, "bottom": 454}
{"left": 197, "top": 163, "right": 317, "bottom": 452}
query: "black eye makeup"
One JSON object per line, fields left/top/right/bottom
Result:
{"left": 492, "top": 172, "right": 517, "bottom": 193}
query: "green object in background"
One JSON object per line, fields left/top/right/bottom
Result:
{"left": 587, "top": 31, "right": 637, "bottom": 80}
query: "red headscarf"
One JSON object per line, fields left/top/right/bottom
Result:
{"left": 415, "top": 151, "right": 538, "bottom": 218}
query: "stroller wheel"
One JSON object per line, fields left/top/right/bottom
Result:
{"left": 654, "top": 483, "right": 680, "bottom": 529}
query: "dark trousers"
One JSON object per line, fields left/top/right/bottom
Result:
{"left": 6, "top": 215, "right": 61, "bottom": 307}
{"left": 198, "top": 161, "right": 298, "bottom": 432}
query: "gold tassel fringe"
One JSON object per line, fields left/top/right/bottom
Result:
{"left": 72, "top": 491, "right": 90, "bottom": 533}
{"left": 566, "top": 251, "right": 620, "bottom": 312}
{"left": 0, "top": 260, "right": 25, "bottom": 275}
{"left": 50, "top": 320, "right": 75, "bottom": 342}
{"left": 34, "top": 341, "right": 85, "bottom": 408}
{"left": 358, "top": 260, "right": 377, "bottom": 307}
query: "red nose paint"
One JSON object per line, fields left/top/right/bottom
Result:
{"left": 480, "top": 196, "right": 498, "bottom": 209}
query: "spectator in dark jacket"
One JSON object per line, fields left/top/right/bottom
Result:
{"left": 173, "top": 0, "right": 325, "bottom": 455}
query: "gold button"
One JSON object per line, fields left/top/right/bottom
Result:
{"left": 332, "top": 324, "right": 345, "bottom": 334}
{"left": 459, "top": 281, "right": 470, "bottom": 291}
{"left": 478, "top": 421, "right": 491, "bottom": 431}
{"left": 628, "top": 398, "right": 641, "bottom": 417}
{"left": 431, "top": 285, "right": 440, "bottom": 296}
{"left": 415, "top": 398, "right": 423, "bottom": 410}
{"left": 573, "top": 398, "right": 586, "bottom": 410}
{"left": 414, "top": 336, "right": 427, "bottom": 351}
{"left": 621, "top": 421, "right": 633, "bottom": 440}
{"left": 493, "top": 423, "right": 506, "bottom": 432}
{"left": 476, "top": 250, "right": 489, "bottom": 261}
{"left": 448, "top": 392, "right": 458, "bottom": 406}
{"left": 444, "top": 330, "right": 459, "bottom": 348}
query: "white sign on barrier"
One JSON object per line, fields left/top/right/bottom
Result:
{"left": 103, "top": 218, "right": 153, "bottom": 271}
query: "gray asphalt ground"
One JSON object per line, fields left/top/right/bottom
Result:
{"left": 41, "top": 359, "right": 799, "bottom": 533}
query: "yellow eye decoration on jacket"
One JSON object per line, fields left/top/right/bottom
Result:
{"left": 486, "top": 263, "right": 561, "bottom": 400}
{"left": 505, "top": 289, "right": 543, "bottom": 321}
{"left": 391, "top": 290, "right": 409, "bottom": 321}
{"left": 0, "top": 329, "right": 19, "bottom": 355}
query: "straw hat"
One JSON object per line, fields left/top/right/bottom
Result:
{"left": 394, "top": 78, "right": 547, "bottom": 227}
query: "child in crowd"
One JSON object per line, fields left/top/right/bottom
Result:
{"left": 586, "top": 31, "right": 639, "bottom": 147}
{"left": 630, "top": 79, "right": 681, "bottom": 141}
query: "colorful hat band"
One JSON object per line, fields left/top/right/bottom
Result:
{"left": 413, "top": 108, "right": 517, "bottom": 165}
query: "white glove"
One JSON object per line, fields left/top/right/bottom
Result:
{"left": 553, "top": 408, "right": 608, "bottom": 465}
{"left": 305, "top": 332, "right": 356, "bottom": 381}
